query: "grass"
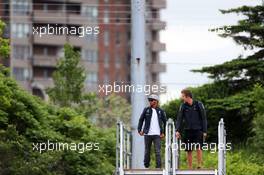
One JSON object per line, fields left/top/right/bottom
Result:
{"left": 144, "top": 140, "right": 264, "bottom": 175}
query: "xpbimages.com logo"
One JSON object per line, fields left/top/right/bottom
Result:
{"left": 33, "top": 24, "right": 100, "bottom": 37}
{"left": 172, "top": 141, "right": 232, "bottom": 153}
{"left": 32, "top": 140, "right": 100, "bottom": 154}
{"left": 98, "top": 82, "right": 166, "bottom": 95}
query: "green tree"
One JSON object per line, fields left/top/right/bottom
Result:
{"left": 0, "top": 66, "right": 116, "bottom": 175}
{"left": 0, "top": 20, "right": 10, "bottom": 58}
{"left": 162, "top": 4, "right": 264, "bottom": 173}
{"left": 75, "top": 93, "right": 131, "bottom": 128}
{"left": 0, "top": 19, "right": 118, "bottom": 175}
{"left": 251, "top": 85, "right": 264, "bottom": 154}
{"left": 77, "top": 92, "right": 100, "bottom": 118}
{"left": 47, "top": 44, "right": 86, "bottom": 107}
{"left": 189, "top": 4, "right": 264, "bottom": 144}
{"left": 193, "top": 5, "right": 264, "bottom": 93}
{"left": 94, "top": 93, "right": 131, "bottom": 128}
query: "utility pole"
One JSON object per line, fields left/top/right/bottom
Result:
{"left": 131, "top": 0, "right": 146, "bottom": 169}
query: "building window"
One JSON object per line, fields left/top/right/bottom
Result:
{"left": 57, "top": 47, "right": 64, "bottom": 57}
{"left": 13, "top": 67, "right": 29, "bottom": 81}
{"left": 13, "top": 45, "right": 30, "bottom": 60}
{"left": 104, "top": 74, "right": 109, "bottom": 84}
{"left": 152, "top": 73, "right": 157, "bottom": 82}
{"left": 43, "top": 4, "right": 48, "bottom": 12}
{"left": 82, "top": 6, "right": 98, "bottom": 21}
{"left": 104, "top": 52, "right": 109, "bottom": 68}
{"left": 43, "top": 47, "right": 48, "bottom": 56}
{"left": 82, "top": 49, "right": 98, "bottom": 63}
{"left": 86, "top": 72, "right": 98, "bottom": 84}
{"left": 116, "top": 72, "right": 121, "bottom": 83}
{"left": 115, "top": 13, "right": 121, "bottom": 23}
{"left": 104, "top": 8, "right": 109, "bottom": 23}
{"left": 116, "top": 32, "right": 121, "bottom": 45}
{"left": 3, "top": 23, "right": 10, "bottom": 38}
{"left": 115, "top": 54, "right": 121, "bottom": 68}
{"left": 104, "top": 31, "right": 109, "bottom": 46}
{"left": 13, "top": 0, "right": 30, "bottom": 15}
{"left": 12, "top": 23, "right": 30, "bottom": 38}
{"left": 85, "top": 33, "right": 98, "bottom": 43}
{"left": 43, "top": 69, "right": 49, "bottom": 78}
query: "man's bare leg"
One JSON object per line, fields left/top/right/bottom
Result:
{"left": 197, "top": 148, "right": 202, "bottom": 168}
{"left": 187, "top": 151, "right": 193, "bottom": 169}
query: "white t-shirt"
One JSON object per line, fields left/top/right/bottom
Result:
{"left": 147, "top": 108, "right": 160, "bottom": 135}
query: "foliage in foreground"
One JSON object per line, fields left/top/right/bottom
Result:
{"left": 46, "top": 44, "right": 86, "bottom": 107}
{"left": 0, "top": 65, "right": 116, "bottom": 175}
{"left": 178, "top": 150, "right": 264, "bottom": 175}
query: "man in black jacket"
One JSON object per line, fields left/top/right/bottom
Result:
{"left": 138, "top": 94, "right": 167, "bottom": 168}
{"left": 175, "top": 89, "right": 207, "bottom": 169}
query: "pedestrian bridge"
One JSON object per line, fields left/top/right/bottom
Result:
{"left": 115, "top": 119, "right": 226, "bottom": 175}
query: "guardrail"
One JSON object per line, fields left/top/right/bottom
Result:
{"left": 116, "top": 118, "right": 226, "bottom": 175}
{"left": 165, "top": 118, "right": 179, "bottom": 175}
{"left": 116, "top": 121, "right": 132, "bottom": 175}
{"left": 169, "top": 118, "right": 226, "bottom": 175}
{"left": 218, "top": 118, "right": 226, "bottom": 175}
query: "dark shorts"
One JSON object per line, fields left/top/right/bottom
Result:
{"left": 183, "top": 129, "right": 204, "bottom": 151}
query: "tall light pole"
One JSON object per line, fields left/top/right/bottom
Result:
{"left": 131, "top": 0, "right": 146, "bottom": 169}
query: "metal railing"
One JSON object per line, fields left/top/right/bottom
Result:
{"left": 168, "top": 118, "right": 226, "bottom": 175}
{"left": 165, "top": 118, "right": 179, "bottom": 175}
{"left": 116, "top": 118, "right": 226, "bottom": 175}
{"left": 218, "top": 118, "right": 226, "bottom": 175}
{"left": 116, "top": 121, "right": 132, "bottom": 175}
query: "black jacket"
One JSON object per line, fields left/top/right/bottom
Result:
{"left": 137, "top": 107, "right": 167, "bottom": 135}
{"left": 175, "top": 100, "right": 207, "bottom": 133}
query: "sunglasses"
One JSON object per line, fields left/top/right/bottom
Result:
{"left": 148, "top": 99, "right": 156, "bottom": 102}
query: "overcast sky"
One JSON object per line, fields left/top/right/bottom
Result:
{"left": 159, "top": 0, "right": 262, "bottom": 104}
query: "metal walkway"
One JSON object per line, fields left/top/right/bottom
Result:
{"left": 123, "top": 169, "right": 217, "bottom": 175}
{"left": 116, "top": 119, "right": 226, "bottom": 175}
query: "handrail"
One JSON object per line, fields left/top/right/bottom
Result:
{"left": 171, "top": 121, "right": 179, "bottom": 175}
{"left": 116, "top": 119, "right": 226, "bottom": 175}
{"left": 218, "top": 118, "right": 226, "bottom": 175}
{"left": 166, "top": 118, "right": 179, "bottom": 175}
{"left": 165, "top": 118, "right": 177, "bottom": 175}
{"left": 164, "top": 119, "right": 170, "bottom": 175}
{"left": 171, "top": 118, "right": 226, "bottom": 175}
{"left": 116, "top": 121, "right": 132, "bottom": 175}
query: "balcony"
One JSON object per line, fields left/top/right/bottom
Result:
{"left": 11, "top": 59, "right": 30, "bottom": 67}
{"left": 68, "top": 14, "right": 95, "bottom": 25}
{"left": 68, "top": 0, "right": 98, "bottom": 3}
{"left": 151, "top": 20, "right": 166, "bottom": 30}
{"left": 84, "top": 83, "right": 98, "bottom": 93}
{"left": 12, "top": 15, "right": 32, "bottom": 23}
{"left": 147, "top": 82, "right": 167, "bottom": 94}
{"left": 152, "top": 42, "right": 166, "bottom": 52}
{"left": 17, "top": 80, "right": 32, "bottom": 92}
{"left": 150, "top": 63, "right": 166, "bottom": 73}
{"left": 33, "top": 10, "right": 67, "bottom": 23}
{"left": 34, "top": 35, "right": 67, "bottom": 45}
{"left": 34, "top": 10, "right": 97, "bottom": 25}
{"left": 34, "top": 34, "right": 96, "bottom": 48}
{"left": 69, "top": 35, "right": 83, "bottom": 47}
{"left": 151, "top": 0, "right": 166, "bottom": 9}
{"left": 33, "top": 55, "right": 58, "bottom": 67}
{"left": 33, "top": 77, "right": 54, "bottom": 88}
{"left": 81, "top": 61, "right": 98, "bottom": 71}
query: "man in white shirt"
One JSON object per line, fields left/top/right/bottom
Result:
{"left": 138, "top": 94, "right": 167, "bottom": 168}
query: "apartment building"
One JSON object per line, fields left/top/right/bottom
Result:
{"left": 0, "top": 0, "right": 166, "bottom": 101}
